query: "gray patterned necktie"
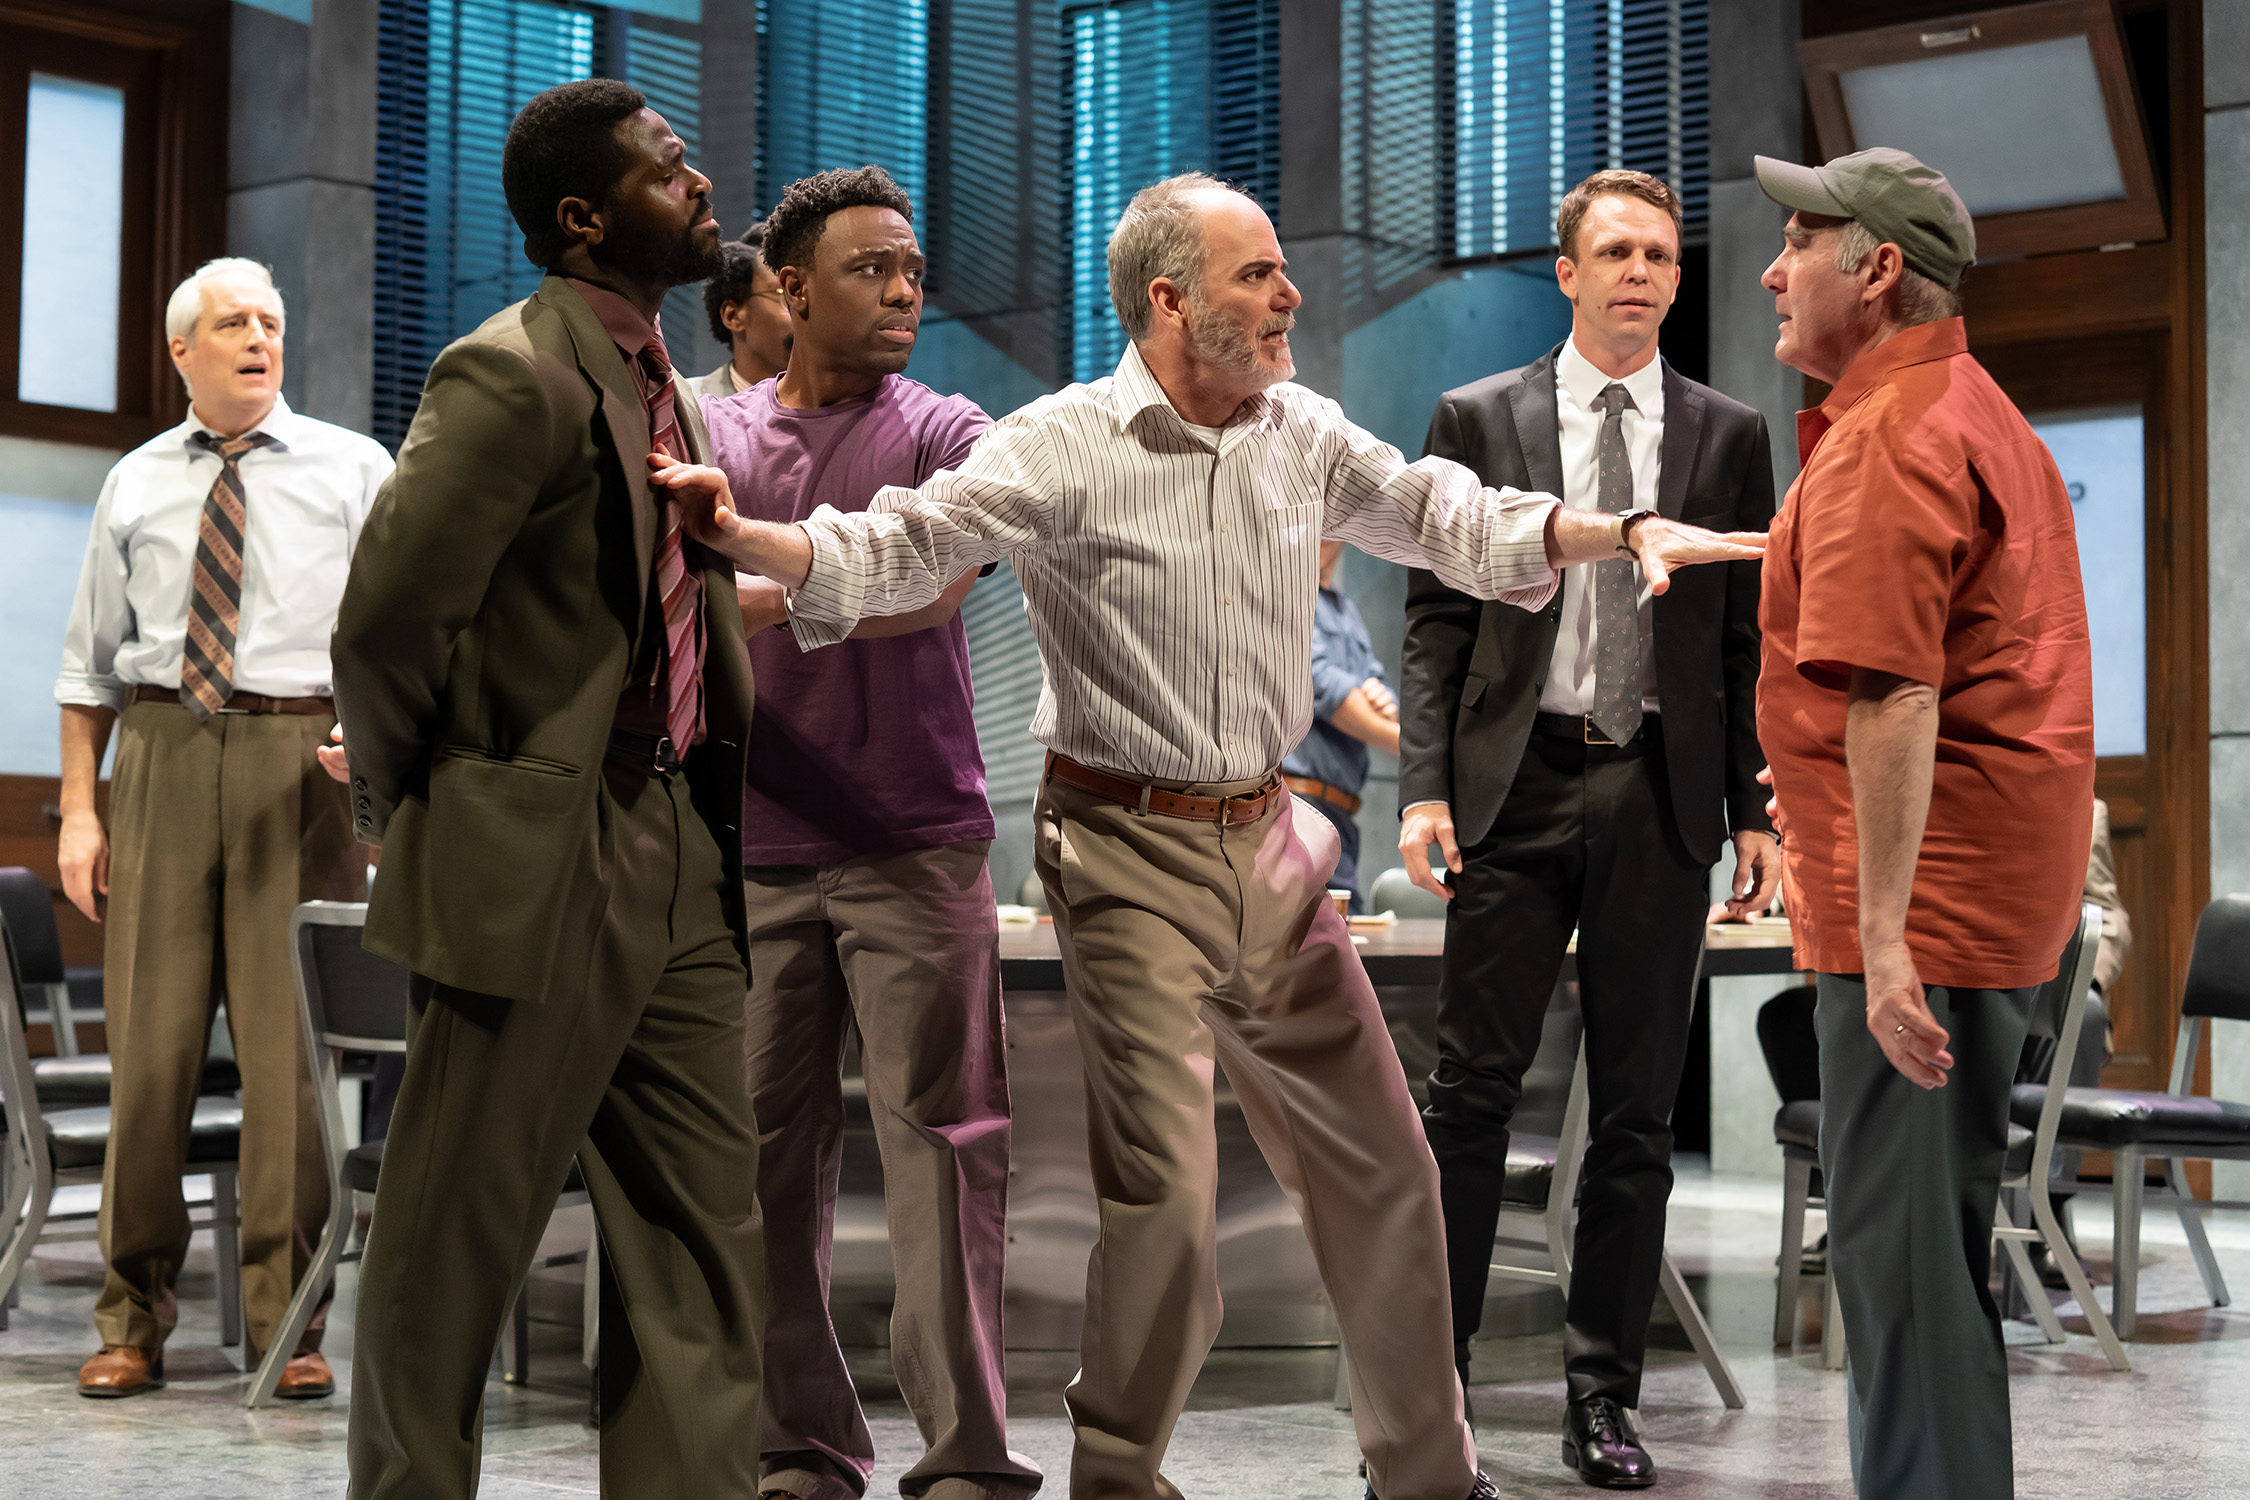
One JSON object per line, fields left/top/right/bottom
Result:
{"left": 1588, "top": 383, "right": 1644, "bottom": 745}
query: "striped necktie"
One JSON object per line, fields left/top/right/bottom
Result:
{"left": 636, "top": 337, "right": 704, "bottom": 752}
{"left": 182, "top": 431, "right": 275, "bottom": 718}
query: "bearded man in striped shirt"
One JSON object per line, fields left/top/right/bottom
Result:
{"left": 653, "top": 173, "right": 1762, "bottom": 1500}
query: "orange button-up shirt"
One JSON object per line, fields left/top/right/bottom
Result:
{"left": 1757, "top": 317, "right": 2094, "bottom": 990}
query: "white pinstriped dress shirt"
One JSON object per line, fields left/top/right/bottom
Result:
{"left": 790, "top": 344, "right": 1563, "bottom": 785}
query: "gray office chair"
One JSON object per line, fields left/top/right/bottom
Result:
{"left": 247, "top": 902, "right": 595, "bottom": 1406}
{"left": 2020, "top": 893, "right": 2250, "bottom": 1339}
{"left": 1368, "top": 865, "right": 1448, "bottom": 921}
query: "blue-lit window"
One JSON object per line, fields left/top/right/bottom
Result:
{"left": 755, "top": 0, "right": 931, "bottom": 217}
{"left": 1063, "top": 0, "right": 1279, "bottom": 383}
{"left": 18, "top": 75, "right": 125, "bottom": 412}
{"left": 1442, "top": 0, "right": 1706, "bottom": 260}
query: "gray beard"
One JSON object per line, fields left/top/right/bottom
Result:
{"left": 1186, "top": 302, "right": 1292, "bottom": 387}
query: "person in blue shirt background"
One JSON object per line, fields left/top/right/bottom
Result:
{"left": 1284, "top": 540, "right": 1399, "bottom": 911}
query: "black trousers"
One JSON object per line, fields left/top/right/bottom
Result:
{"left": 1420, "top": 721, "right": 1710, "bottom": 1406}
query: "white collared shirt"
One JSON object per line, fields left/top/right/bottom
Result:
{"left": 789, "top": 343, "right": 1562, "bottom": 783}
{"left": 1542, "top": 335, "right": 1664, "bottom": 715}
{"left": 55, "top": 394, "right": 394, "bottom": 710}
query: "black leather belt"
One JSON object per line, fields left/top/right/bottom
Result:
{"left": 1533, "top": 711, "right": 1659, "bottom": 747}
{"left": 606, "top": 728, "right": 684, "bottom": 775}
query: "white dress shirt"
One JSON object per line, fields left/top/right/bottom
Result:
{"left": 790, "top": 344, "right": 1562, "bottom": 783}
{"left": 55, "top": 394, "right": 394, "bottom": 711}
{"left": 1542, "top": 335, "right": 1664, "bottom": 715}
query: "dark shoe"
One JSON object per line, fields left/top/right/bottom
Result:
{"left": 78, "top": 1344, "right": 163, "bottom": 1398}
{"left": 1563, "top": 1398, "right": 1656, "bottom": 1488}
{"left": 274, "top": 1350, "right": 335, "bottom": 1399}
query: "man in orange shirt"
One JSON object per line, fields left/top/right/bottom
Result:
{"left": 1753, "top": 149, "right": 2093, "bottom": 1499}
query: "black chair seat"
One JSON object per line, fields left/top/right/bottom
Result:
{"left": 1774, "top": 1099, "right": 1820, "bottom": 1154}
{"left": 45, "top": 1097, "right": 244, "bottom": 1173}
{"left": 1500, "top": 1134, "right": 1559, "bottom": 1208}
{"left": 2012, "top": 1084, "right": 2250, "bottom": 1149}
{"left": 345, "top": 1140, "right": 385, "bottom": 1193}
{"left": 31, "top": 1053, "right": 242, "bottom": 1109}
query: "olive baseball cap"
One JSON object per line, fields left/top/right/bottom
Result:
{"left": 1753, "top": 147, "right": 1976, "bottom": 290}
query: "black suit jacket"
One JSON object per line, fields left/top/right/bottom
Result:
{"left": 1397, "top": 344, "right": 1774, "bottom": 865}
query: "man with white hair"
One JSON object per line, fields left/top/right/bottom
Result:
{"left": 653, "top": 173, "right": 1763, "bottom": 1500}
{"left": 55, "top": 257, "right": 392, "bottom": 1399}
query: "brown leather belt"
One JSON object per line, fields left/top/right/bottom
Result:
{"left": 130, "top": 685, "right": 332, "bottom": 716}
{"left": 1284, "top": 775, "right": 1362, "bottom": 816}
{"left": 1046, "top": 753, "right": 1287, "bottom": 825}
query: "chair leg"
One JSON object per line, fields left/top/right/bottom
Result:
{"left": 1993, "top": 1200, "right": 2066, "bottom": 1344}
{"left": 2025, "top": 1171, "right": 2129, "bottom": 1372}
{"left": 1822, "top": 1269, "right": 1847, "bottom": 1371}
{"left": 245, "top": 1189, "right": 356, "bottom": 1408}
{"left": 503, "top": 1285, "right": 532, "bottom": 1385}
{"left": 1775, "top": 1156, "right": 1810, "bottom": 1347}
{"left": 213, "top": 1169, "right": 243, "bottom": 1350}
{"left": 2167, "top": 1158, "right": 2231, "bottom": 1309}
{"left": 1331, "top": 1341, "right": 1352, "bottom": 1411}
{"left": 1658, "top": 1253, "right": 1746, "bottom": 1409}
{"left": 2112, "top": 1147, "right": 2144, "bottom": 1340}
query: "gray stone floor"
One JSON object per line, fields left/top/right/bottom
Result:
{"left": 3, "top": 1161, "right": 2244, "bottom": 1497}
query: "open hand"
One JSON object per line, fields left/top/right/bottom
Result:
{"left": 1629, "top": 517, "right": 1765, "bottom": 596}
{"left": 1865, "top": 938, "right": 1952, "bottom": 1088}
{"left": 648, "top": 452, "right": 749, "bottom": 550}
{"left": 1398, "top": 801, "right": 1460, "bottom": 901}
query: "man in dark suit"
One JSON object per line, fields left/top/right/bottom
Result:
{"left": 1397, "top": 169, "right": 1778, "bottom": 1489}
{"left": 330, "top": 79, "right": 763, "bottom": 1500}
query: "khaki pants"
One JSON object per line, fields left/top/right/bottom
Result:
{"left": 1035, "top": 774, "right": 1476, "bottom": 1500}
{"left": 348, "top": 762, "right": 765, "bottom": 1500}
{"left": 96, "top": 697, "right": 362, "bottom": 1355}
{"left": 744, "top": 841, "right": 1040, "bottom": 1500}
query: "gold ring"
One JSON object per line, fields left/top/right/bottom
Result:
{"left": 1894, "top": 1023, "right": 1907, "bottom": 1035}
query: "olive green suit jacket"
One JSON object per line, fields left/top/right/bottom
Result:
{"left": 332, "top": 275, "right": 755, "bottom": 1004}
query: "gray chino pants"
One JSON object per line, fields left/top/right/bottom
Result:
{"left": 1817, "top": 973, "right": 2032, "bottom": 1500}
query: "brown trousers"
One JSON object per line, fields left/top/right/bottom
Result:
{"left": 96, "top": 697, "right": 362, "bottom": 1354}
{"left": 1034, "top": 774, "right": 1476, "bottom": 1500}
{"left": 744, "top": 841, "right": 1039, "bottom": 1500}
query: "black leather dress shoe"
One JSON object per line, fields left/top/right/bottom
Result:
{"left": 1563, "top": 1398, "right": 1657, "bottom": 1488}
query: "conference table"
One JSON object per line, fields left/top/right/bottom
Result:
{"left": 997, "top": 912, "right": 1802, "bottom": 988}
{"left": 824, "top": 915, "right": 1802, "bottom": 1353}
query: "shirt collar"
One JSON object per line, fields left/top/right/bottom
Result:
{"left": 564, "top": 277, "right": 664, "bottom": 361}
{"left": 1557, "top": 335, "right": 1664, "bottom": 417}
{"left": 1108, "top": 342, "right": 1276, "bottom": 444}
{"left": 180, "top": 391, "right": 302, "bottom": 453}
{"left": 1797, "top": 316, "right": 1969, "bottom": 465}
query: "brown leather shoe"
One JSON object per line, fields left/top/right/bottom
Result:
{"left": 78, "top": 1344, "right": 163, "bottom": 1398}
{"left": 274, "top": 1350, "right": 335, "bottom": 1400}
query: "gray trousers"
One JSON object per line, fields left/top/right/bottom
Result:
{"left": 1817, "top": 974, "right": 2032, "bottom": 1500}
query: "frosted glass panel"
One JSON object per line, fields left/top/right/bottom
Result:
{"left": 18, "top": 74, "right": 126, "bottom": 412}
{"left": 2035, "top": 409, "right": 2143, "bottom": 758}
{"left": 1839, "top": 36, "right": 2125, "bottom": 216}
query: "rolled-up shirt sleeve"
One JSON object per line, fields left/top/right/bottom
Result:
{"left": 1318, "top": 410, "right": 1561, "bottom": 611}
{"left": 54, "top": 469, "right": 133, "bottom": 711}
{"left": 790, "top": 409, "right": 1062, "bottom": 648}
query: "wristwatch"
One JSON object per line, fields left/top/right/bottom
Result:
{"left": 1614, "top": 507, "right": 1659, "bottom": 557}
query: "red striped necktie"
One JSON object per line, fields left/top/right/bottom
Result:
{"left": 182, "top": 431, "right": 276, "bottom": 718}
{"left": 636, "top": 336, "right": 705, "bottom": 752}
